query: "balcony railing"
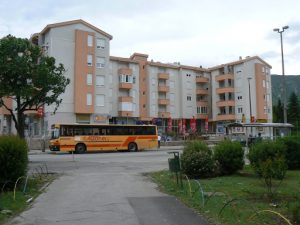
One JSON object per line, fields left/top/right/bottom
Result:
{"left": 216, "top": 87, "right": 234, "bottom": 94}
{"left": 216, "top": 114, "right": 236, "bottom": 121}
{"left": 158, "top": 85, "right": 170, "bottom": 92}
{"left": 118, "top": 96, "right": 133, "bottom": 102}
{"left": 119, "top": 83, "right": 133, "bottom": 89}
{"left": 118, "top": 111, "right": 133, "bottom": 117}
{"left": 158, "top": 73, "right": 169, "bottom": 80}
{"left": 158, "top": 99, "right": 170, "bottom": 105}
{"left": 216, "top": 100, "right": 235, "bottom": 107}
{"left": 118, "top": 68, "right": 132, "bottom": 75}
{"left": 215, "top": 73, "right": 234, "bottom": 81}
{"left": 158, "top": 112, "right": 170, "bottom": 118}
{"left": 196, "top": 77, "right": 209, "bottom": 83}
{"left": 196, "top": 88, "right": 209, "bottom": 95}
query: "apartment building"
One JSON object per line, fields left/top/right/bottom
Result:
{"left": 0, "top": 19, "right": 272, "bottom": 137}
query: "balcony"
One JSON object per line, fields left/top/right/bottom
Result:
{"left": 158, "top": 85, "right": 170, "bottom": 92}
{"left": 118, "top": 68, "right": 132, "bottom": 75}
{"left": 216, "top": 114, "right": 236, "bottom": 121}
{"left": 158, "top": 99, "right": 170, "bottom": 105}
{"left": 118, "top": 111, "right": 133, "bottom": 117}
{"left": 197, "top": 101, "right": 208, "bottom": 107}
{"left": 196, "top": 88, "right": 209, "bottom": 95}
{"left": 158, "top": 112, "right": 170, "bottom": 118}
{"left": 118, "top": 96, "right": 133, "bottom": 102}
{"left": 216, "top": 100, "right": 235, "bottom": 107}
{"left": 119, "top": 83, "right": 133, "bottom": 89}
{"left": 158, "top": 73, "right": 169, "bottom": 80}
{"left": 196, "top": 77, "right": 209, "bottom": 83}
{"left": 196, "top": 114, "right": 208, "bottom": 119}
{"left": 216, "top": 87, "right": 234, "bottom": 94}
{"left": 215, "top": 73, "right": 234, "bottom": 81}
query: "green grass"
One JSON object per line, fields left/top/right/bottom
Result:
{"left": 149, "top": 167, "right": 300, "bottom": 225}
{"left": 0, "top": 175, "right": 56, "bottom": 225}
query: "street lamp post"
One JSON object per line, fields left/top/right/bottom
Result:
{"left": 247, "top": 77, "right": 252, "bottom": 122}
{"left": 273, "top": 25, "right": 289, "bottom": 123}
{"left": 248, "top": 77, "right": 253, "bottom": 136}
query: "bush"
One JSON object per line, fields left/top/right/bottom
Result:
{"left": 181, "top": 141, "right": 215, "bottom": 178}
{"left": 279, "top": 136, "right": 300, "bottom": 170}
{"left": 248, "top": 140, "right": 287, "bottom": 179}
{"left": 248, "top": 140, "right": 287, "bottom": 198}
{"left": 214, "top": 140, "right": 244, "bottom": 175}
{"left": 0, "top": 136, "right": 28, "bottom": 186}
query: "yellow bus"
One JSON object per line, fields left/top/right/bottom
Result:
{"left": 49, "top": 123, "right": 158, "bottom": 153}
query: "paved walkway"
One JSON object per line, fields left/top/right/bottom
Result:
{"left": 8, "top": 149, "right": 211, "bottom": 225}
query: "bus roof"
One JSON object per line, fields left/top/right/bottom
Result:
{"left": 51, "top": 123, "right": 156, "bottom": 127}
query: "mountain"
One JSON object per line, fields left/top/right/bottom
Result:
{"left": 271, "top": 75, "right": 300, "bottom": 105}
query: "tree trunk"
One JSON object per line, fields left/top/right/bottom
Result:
{"left": 16, "top": 111, "right": 25, "bottom": 139}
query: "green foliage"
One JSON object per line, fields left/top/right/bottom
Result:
{"left": 0, "top": 35, "right": 70, "bottom": 138}
{"left": 0, "top": 136, "right": 28, "bottom": 185}
{"left": 248, "top": 140, "right": 287, "bottom": 179}
{"left": 181, "top": 141, "right": 215, "bottom": 178}
{"left": 273, "top": 99, "right": 284, "bottom": 123}
{"left": 248, "top": 140, "right": 288, "bottom": 198}
{"left": 287, "top": 92, "right": 300, "bottom": 124}
{"left": 288, "top": 200, "right": 300, "bottom": 224}
{"left": 214, "top": 140, "right": 244, "bottom": 175}
{"left": 279, "top": 136, "right": 300, "bottom": 169}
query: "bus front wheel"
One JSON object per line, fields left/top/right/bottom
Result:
{"left": 75, "top": 143, "right": 86, "bottom": 154}
{"left": 128, "top": 142, "right": 138, "bottom": 152}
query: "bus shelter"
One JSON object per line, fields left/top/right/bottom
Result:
{"left": 225, "top": 122, "right": 294, "bottom": 146}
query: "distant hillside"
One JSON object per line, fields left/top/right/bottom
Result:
{"left": 271, "top": 75, "right": 300, "bottom": 104}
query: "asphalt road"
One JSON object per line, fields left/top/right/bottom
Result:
{"left": 7, "top": 149, "right": 211, "bottom": 225}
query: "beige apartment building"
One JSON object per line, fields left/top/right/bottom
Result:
{"left": 0, "top": 19, "right": 272, "bottom": 137}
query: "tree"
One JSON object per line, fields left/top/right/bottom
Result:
{"left": 273, "top": 99, "right": 284, "bottom": 123}
{"left": 287, "top": 92, "right": 300, "bottom": 125}
{"left": 0, "top": 35, "right": 70, "bottom": 138}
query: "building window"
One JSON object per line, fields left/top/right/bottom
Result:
{"left": 86, "top": 93, "right": 92, "bottom": 106}
{"left": 96, "top": 75, "right": 105, "bottom": 86}
{"left": 133, "top": 76, "right": 136, "bottom": 84}
{"left": 119, "top": 74, "right": 133, "bottom": 83}
{"left": 86, "top": 74, "right": 93, "bottom": 85}
{"left": 238, "top": 107, "right": 243, "bottom": 114}
{"left": 187, "top": 96, "right": 192, "bottom": 101}
{"left": 96, "top": 57, "right": 105, "bottom": 68}
{"left": 237, "top": 95, "right": 243, "bottom": 100}
{"left": 152, "top": 78, "right": 156, "bottom": 86}
{"left": 96, "top": 38, "right": 105, "bottom": 49}
{"left": 197, "top": 106, "right": 207, "bottom": 114}
{"left": 170, "top": 93, "right": 175, "bottom": 102}
{"left": 96, "top": 94, "right": 105, "bottom": 106}
{"left": 87, "top": 35, "right": 93, "bottom": 47}
{"left": 87, "top": 55, "right": 93, "bottom": 66}
{"left": 263, "top": 80, "right": 266, "bottom": 87}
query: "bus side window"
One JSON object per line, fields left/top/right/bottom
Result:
{"left": 100, "top": 128, "right": 106, "bottom": 135}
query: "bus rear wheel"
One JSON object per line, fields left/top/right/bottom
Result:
{"left": 128, "top": 142, "right": 138, "bottom": 152}
{"left": 75, "top": 143, "right": 86, "bottom": 154}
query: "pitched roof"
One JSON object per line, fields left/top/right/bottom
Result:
{"left": 208, "top": 56, "right": 272, "bottom": 70}
{"left": 40, "top": 19, "right": 113, "bottom": 40}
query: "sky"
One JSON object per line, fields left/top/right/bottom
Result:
{"left": 0, "top": 0, "right": 300, "bottom": 75}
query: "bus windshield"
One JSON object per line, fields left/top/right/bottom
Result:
{"left": 51, "top": 127, "right": 60, "bottom": 139}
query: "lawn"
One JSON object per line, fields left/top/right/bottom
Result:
{"left": 0, "top": 174, "right": 56, "bottom": 225}
{"left": 150, "top": 167, "right": 300, "bottom": 225}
